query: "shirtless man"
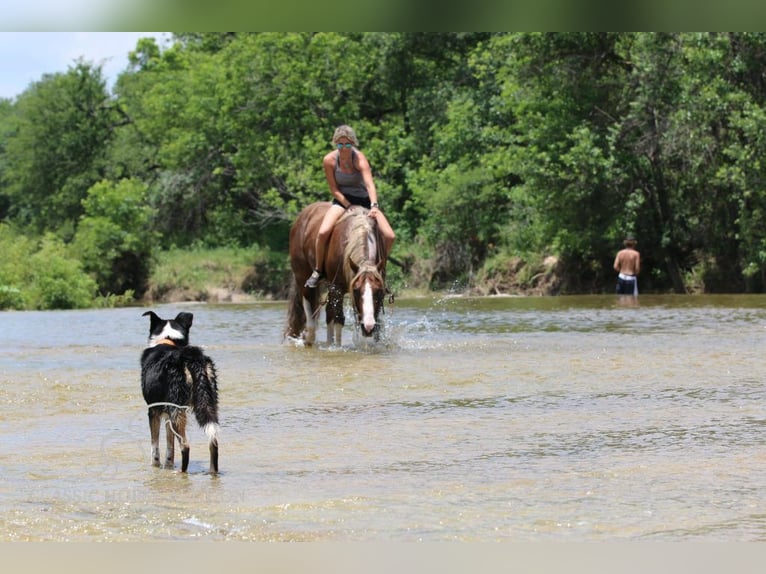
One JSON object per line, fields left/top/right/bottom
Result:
{"left": 614, "top": 236, "right": 640, "bottom": 296}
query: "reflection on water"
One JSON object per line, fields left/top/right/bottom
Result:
{"left": 1, "top": 295, "right": 766, "bottom": 540}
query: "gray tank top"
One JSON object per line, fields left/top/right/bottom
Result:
{"left": 335, "top": 151, "right": 368, "bottom": 199}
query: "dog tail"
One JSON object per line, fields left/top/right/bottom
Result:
{"left": 182, "top": 347, "right": 220, "bottom": 447}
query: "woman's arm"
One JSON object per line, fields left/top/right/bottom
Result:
{"left": 355, "top": 151, "right": 378, "bottom": 207}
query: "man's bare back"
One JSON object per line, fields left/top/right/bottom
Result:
{"left": 614, "top": 246, "right": 640, "bottom": 276}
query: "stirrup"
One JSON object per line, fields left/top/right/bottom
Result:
{"left": 305, "top": 270, "right": 321, "bottom": 288}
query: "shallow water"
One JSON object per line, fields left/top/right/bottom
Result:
{"left": 1, "top": 294, "right": 765, "bottom": 541}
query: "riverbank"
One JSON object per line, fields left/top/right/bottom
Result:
{"left": 143, "top": 247, "right": 566, "bottom": 305}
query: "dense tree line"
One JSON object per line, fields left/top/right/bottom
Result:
{"left": 2, "top": 32, "right": 766, "bottom": 309}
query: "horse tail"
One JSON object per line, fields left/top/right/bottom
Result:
{"left": 285, "top": 276, "right": 306, "bottom": 339}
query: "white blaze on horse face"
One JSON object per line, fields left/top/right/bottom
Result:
{"left": 362, "top": 280, "right": 375, "bottom": 333}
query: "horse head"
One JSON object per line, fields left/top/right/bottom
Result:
{"left": 349, "top": 261, "right": 386, "bottom": 337}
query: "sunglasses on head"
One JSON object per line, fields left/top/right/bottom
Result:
{"left": 336, "top": 143, "right": 353, "bottom": 149}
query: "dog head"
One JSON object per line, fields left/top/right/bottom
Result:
{"left": 142, "top": 311, "right": 193, "bottom": 347}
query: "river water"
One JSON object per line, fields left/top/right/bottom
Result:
{"left": 1, "top": 294, "right": 765, "bottom": 541}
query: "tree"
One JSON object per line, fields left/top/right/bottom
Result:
{"left": 27, "top": 234, "right": 98, "bottom": 310}
{"left": 72, "top": 179, "right": 158, "bottom": 298}
{"left": 2, "top": 61, "right": 118, "bottom": 237}
{"left": 482, "top": 33, "right": 630, "bottom": 290}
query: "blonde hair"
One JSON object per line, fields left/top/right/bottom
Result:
{"left": 332, "top": 125, "right": 359, "bottom": 147}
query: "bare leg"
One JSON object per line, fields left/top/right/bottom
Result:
{"left": 372, "top": 211, "right": 396, "bottom": 258}
{"left": 314, "top": 205, "right": 346, "bottom": 273}
{"left": 368, "top": 209, "right": 395, "bottom": 259}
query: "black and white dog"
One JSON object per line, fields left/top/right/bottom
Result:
{"left": 140, "top": 311, "right": 220, "bottom": 473}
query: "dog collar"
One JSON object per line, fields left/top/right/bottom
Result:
{"left": 155, "top": 338, "right": 177, "bottom": 347}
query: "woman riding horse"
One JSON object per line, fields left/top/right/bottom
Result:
{"left": 287, "top": 202, "right": 388, "bottom": 346}
{"left": 304, "top": 124, "right": 395, "bottom": 288}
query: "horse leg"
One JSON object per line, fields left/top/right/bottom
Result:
{"left": 326, "top": 317, "right": 335, "bottom": 346}
{"left": 326, "top": 314, "right": 343, "bottom": 345}
{"left": 302, "top": 289, "right": 319, "bottom": 346}
{"left": 334, "top": 322, "right": 343, "bottom": 346}
{"left": 286, "top": 279, "right": 307, "bottom": 340}
{"left": 325, "top": 298, "right": 336, "bottom": 346}
{"left": 326, "top": 285, "right": 346, "bottom": 346}
{"left": 333, "top": 298, "right": 345, "bottom": 346}
{"left": 325, "top": 287, "right": 336, "bottom": 345}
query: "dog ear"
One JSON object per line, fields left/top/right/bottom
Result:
{"left": 142, "top": 311, "right": 162, "bottom": 330}
{"left": 175, "top": 312, "right": 194, "bottom": 330}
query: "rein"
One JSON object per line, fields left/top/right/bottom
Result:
{"left": 309, "top": 296, "right": 328, "bottom": 321}
{"left": 349, "top": 262, "right": 382, "bottom": 292}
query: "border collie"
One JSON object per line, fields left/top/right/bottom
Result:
{"left": 140, "top": 311, "right": 220, "bottom": 473}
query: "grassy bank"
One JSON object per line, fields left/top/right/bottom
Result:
{"left": 143, "top": 245, "right": 562, "bottom": 305}
{"left": 145, "top": 245, "right": 291, "bottom": 304}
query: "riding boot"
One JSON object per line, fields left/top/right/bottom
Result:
{"left": 305, "top": 269, "right": 321, "bottom": 288}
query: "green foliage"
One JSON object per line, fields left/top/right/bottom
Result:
{"left": 0, "top": 225, "right": 35, "bottom": 309}
{"left": 148, "top": 244, "right": 288, "bottom": 301}
{"left": 72, "top": 179, "right": 158, "bottom": 298}
{"left": 28, "top": 237, "right": 98, "bottom": 309}
{"left": 241, "top": 248, "right": 292, "bottom": 299}
{"left": 7, "top": 33, "right": 766, "bottom": 300}
{"left": 1, "top": 61, "right": 117, "bottom": 235}
{"left": 0, "top": 227, "right": 98, "bottom": 310}
{"left": 0, "top": 285, "right": 23, "bottom": 310}
{"left": 410, "top": 157, "right": 510, "bottom": 287}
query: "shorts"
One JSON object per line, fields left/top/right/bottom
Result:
{"left": 333, "top": 194, "right": 371, "bottom": 209}
{"left": 616, "top": 276, "right": 638, "bottom": 296}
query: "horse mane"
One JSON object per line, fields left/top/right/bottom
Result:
{"left": 341, "top": 209, "right": 383, "bottom": 291}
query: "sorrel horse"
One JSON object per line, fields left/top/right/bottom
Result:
{"left": 286, "top": 202, "right": 388, "bottom": 346}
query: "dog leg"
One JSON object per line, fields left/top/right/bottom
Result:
{"left": 148, "top": 409, "right": 161, "bottom": 467}
{"left": 164, "top": 412, "right": 175, "bottom": 468}
{"left": 205, "top": 424, "right": 220, "bottom": 474}
{"left": 173, "top": 410, "right": 191, "bottom": 472}
{"left": 209, "top": 440, "right": 219, "bottom": 474}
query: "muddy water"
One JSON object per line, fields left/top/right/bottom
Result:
{"left": 1, "top": 294, "right": 765, "bottom": 541}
